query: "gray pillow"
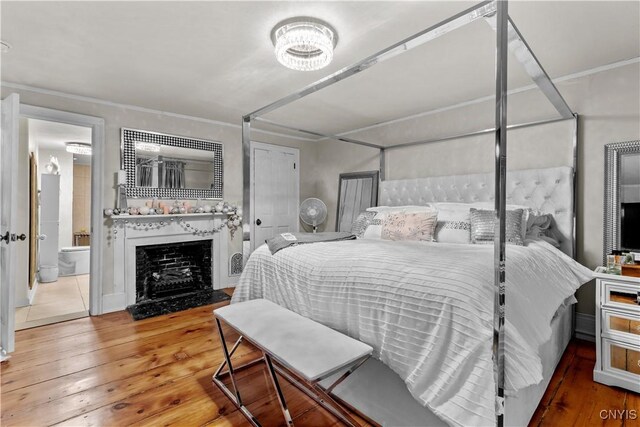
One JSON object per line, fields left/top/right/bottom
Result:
{"left": 350, "top": 211, "right": 377, "bottom": 238}
{"left": 469, "top": 208, "right": 524, "bottom": 246}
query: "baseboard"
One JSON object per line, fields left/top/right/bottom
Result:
{"left": 27, "top": 280, "right": 38, "bottom": 305}
{"left": 575, "top": 312, "right": 596, "bottom": 342}
{"left": 102, "top": 292, "right": 127, "bottom": 314}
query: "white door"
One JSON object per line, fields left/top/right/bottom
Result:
{"left": 250, "top": 142, "right": 299, "bottom": 252}
{"left": 0, "top": 93, "right": 19, "bottom": 359}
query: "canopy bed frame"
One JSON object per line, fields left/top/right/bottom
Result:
{"left": 240, "top": 1, "right": 578, "bottom": 425}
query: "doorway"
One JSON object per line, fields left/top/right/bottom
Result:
{"left": 14, "top": 118, "right": 93, "bottom": 329}
{"left": 249, "top": 142, "right": 300, "bottom": 253}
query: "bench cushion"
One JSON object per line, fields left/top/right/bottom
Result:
{"left": 214, "top": 299, "right": 372, "bottom": 381}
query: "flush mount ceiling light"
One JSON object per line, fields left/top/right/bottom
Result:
{"left": 0, "top": 40, "right": 11, "bottom": 53}
{"left": 65, "top": 142, "right": 92, "bottom": 156}
{"left": 135, "top": 141, "right": 161, "bottom": 152}
{"left": 271, "top": 17, "right": 338, "bottom": 71}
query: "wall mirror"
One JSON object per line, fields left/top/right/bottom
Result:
{"left": 604, "top": 140, "right": 640, "bottom": 259}
{"left": 336, "top": 171, "right": 379, "bottom": 231}
{"left": 121, "top": 128, "right": 223, "bottom": 199}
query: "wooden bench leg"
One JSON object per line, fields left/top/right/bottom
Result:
{"left": 264, "top": 352, "right": 295, "bottom": 426}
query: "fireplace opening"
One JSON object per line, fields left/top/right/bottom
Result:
{"left": 136, "top": 240, "right": 212, "bottom": 301}
{"left": 128, "top": 239, "right": 229, "bottom": 320}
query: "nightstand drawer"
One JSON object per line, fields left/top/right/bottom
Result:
{"left": 603, "top": 338, "right": 640, "bottom": 377}
{"left": 603, "top": 310, "right": 640, "bottom": 345}
{"left": 602, "top": 280, "right": 640, "bottom": 313}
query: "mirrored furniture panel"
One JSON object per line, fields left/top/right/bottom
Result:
{"left": 604, "top": 140, "right": 640, "bottom": 260}
{"left": 336, "top": 171, "right": 379, "bottom": 232}
{"left": 122, "top": 128, "right": 223, "bottom": 199}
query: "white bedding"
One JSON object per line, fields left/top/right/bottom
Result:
{"left": 232, "top": 240, "right": 592, "bottom": 426}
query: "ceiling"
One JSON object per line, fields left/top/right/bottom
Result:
{"left": 2, "top": 1, "right": 639, "bottom": 136}
{"left": 28, "top": 118, "right": 92, "bottom": 164}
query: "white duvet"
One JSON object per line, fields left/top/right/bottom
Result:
{"left": 232, "top": 240, "right": 592, "bottom": 426}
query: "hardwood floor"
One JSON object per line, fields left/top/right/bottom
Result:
{"left": 0, "top": 298, "right": 636, "bottom": 427}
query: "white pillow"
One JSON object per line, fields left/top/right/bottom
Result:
{"left": 433, "top": 203, "right": 471, "bottom": 244}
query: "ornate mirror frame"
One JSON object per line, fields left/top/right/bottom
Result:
{"left": 121, "top": 128, "right": 223, "bottom": 199}
{"left": 604, "top": 140, "right": 640, "bottom": 261}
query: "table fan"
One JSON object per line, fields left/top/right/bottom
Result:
{"left": 299, "top": 198, "right": 327, "bottom": 233}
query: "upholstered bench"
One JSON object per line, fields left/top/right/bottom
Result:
{"left": 213, "top": 299, "right": 373, "bottom": 427}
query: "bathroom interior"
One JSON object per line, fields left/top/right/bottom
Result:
{"left": 15, "top": 118, "right": 93, "bottom": 330}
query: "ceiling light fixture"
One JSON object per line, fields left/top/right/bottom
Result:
{"left": 0, "top": 40, "right": 11, "bottom": 53}
{"left": 135, "top": 141, "right": 161, "bottom": 152}
{"left": 65, "top": 142, "right": 92, "bottom": 156}
{"left": 271, "top": 17, "right": 338, "bottom": 72}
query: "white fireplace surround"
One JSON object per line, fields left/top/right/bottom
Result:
{"left": 107, "top": 213, "right": 228, "bottom": 313}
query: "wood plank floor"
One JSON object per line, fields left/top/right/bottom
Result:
{"left": 1, "top": 297, "right": 636, "bottom": 427}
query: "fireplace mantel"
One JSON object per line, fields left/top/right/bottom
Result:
{"left": 107, "top": 215, "right": 227, "bottom": 313}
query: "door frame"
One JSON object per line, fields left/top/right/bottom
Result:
{"left": 249, "top": 141, "right": 300, "bottom": 253}
{"left": 20, "top": 105, "right": 105, "bottom": 315}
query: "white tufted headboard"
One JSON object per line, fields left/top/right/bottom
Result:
{"left": 379, "top": 166, "right": 575, "bottom": 257}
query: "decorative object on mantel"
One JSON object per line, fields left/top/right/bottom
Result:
{"left": 104, "top": 200, "right": 243, "bottom": 239}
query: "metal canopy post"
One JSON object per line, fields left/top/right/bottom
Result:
{"left": 493, "top": 1, "right": 508, "bottom": 425}
{"left": 484, "top": 15, "right": 573, "bottom": 119}
{"left": 253, "top": 117, "right": 383, "bottom": 149}
{"left": 242, "top": 116, "right": 251, "bottom": 244}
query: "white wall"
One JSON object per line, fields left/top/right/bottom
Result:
{"left": 1, "top": 85, "right": 313, "bottom": 300}
{"left": 38, "top": 149, "right": 74, "bottom": 249}
{"left": 4, "top": 62, "right": 638, "bottom": 316}
{"left": 313, "top": 62, "right": 640, "bottom": 316}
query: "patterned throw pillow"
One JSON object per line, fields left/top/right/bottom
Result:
{"left": 381, "top": 211, "right": 438, "bottom": 242}
{"left": 469, "top": 208, "right": 524, "bottom": 245}
{"left": 350, "top": 211, "right": 377, "bottom": 238}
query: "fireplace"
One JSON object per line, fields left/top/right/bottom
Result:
{"left": 127, "top": 239, "right": 229, "bottom": 320}
{"left": 136, "top": 240, "right": 212, "bottom": 301}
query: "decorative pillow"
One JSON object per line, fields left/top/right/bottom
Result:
{"left": 469, "top": 208, "right": 525, "bottom": 245}
{"left": 525, "top": 213, "right": 562, "bottom": 247}
{"left": 362, "top": 206, "right": 435, "bottom": 240}
{"left": 366, "top": 205, "right": 434, "bottom": 215}
{"left": 433, "top": 203, "right": 472, "bottom": 244}
{"left": 350, "top": 211, "right": 376, "bottom": 238}
{"left": 472, "top": 202, "right": 531, "bottom": 238}
{"left": 362, "top": 217, "right": 384, "bottom": 239}
{"left": 381, "top": 211, "right": 438, "bottom": 241}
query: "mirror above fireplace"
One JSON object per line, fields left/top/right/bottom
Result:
{"left": 121, "top": 128, "right": 223, "bottom": 199}
{"left": 604, "top": 140, "right": 640, "bottom": 260}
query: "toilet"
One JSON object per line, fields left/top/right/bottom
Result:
{"left": 59, "top": 246, "right": 91, "bottom": 276}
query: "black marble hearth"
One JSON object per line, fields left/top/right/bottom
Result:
{"left": 127, "top": 288, "right": 230, "bottom": 320}
{"left": 127, "top": 240, "right": 230, "bottom": 320}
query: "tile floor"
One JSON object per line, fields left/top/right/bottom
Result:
{"left": 15, "top": 274, "right": 90, "bottom": 330}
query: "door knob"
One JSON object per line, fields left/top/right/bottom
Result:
{"left": 256, "top": 219, "right": 262, "bottom": 226}
{"left": 17, "top": 234, "right": 26, "bottom": 241}
{"left": 0, "top": 231, "right": 8, "bottom": 244}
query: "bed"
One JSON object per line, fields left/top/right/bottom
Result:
{"left": 237, "top": 1, "right": 585, "bottom": 425}
{"left": 233, "top": 166, "right": 593, "bottom": 426}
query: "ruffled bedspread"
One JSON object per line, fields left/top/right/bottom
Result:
{"left": 232, "top": 240, "right": 592, "bottom": 426}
